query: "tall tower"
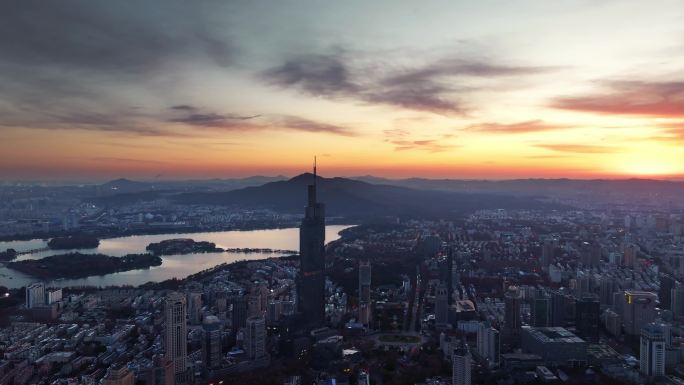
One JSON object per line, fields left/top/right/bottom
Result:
{"left": 165, "top": 292, "right": 188, "bottom": 385}
{"left": 358, "top": 260, "right": 372, "bottom": 325}
{"left": 298, "top": 159, "right": 326, "bottom": 327}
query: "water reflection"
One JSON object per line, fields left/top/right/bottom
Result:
{"left": 0, "top": 225, "right": 350, "bottom": 288}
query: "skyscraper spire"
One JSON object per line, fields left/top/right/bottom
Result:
{"left": 313, "top": 155, "right": 317, "bottom": 193}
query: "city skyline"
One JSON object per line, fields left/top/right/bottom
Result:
{"left": 2, "top": 1, "right": 684, "bottom": 180}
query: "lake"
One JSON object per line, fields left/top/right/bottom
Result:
{"left": 0, "top": 225, "right": 351, "bottom": 289}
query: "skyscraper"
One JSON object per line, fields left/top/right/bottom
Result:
{"left": 25, "top": 282, "right": 45, "bottom": 309}
{"left": 245, "top": 316, "right": 266, "bottom": 360}
{"left": 541, "top": 240, "right": 554, "bottom": 271}
{"left": 165, "top": 292, "right": 187, "bottom": 385}
{"left": 358, "top": 260, "right": 372, "bottom": 325}
{"left": 672, "top": 282, "right": 684, "bottom": 319}
{"left": 531, "top": 294, "right": 551, "bottom": 327}
{"left": 504, "top": 286, "right": 521, "bottom": 343}
{"left": 202, "top": 316, "right": 222, "bottom": 370}
{"left": 298, "top": 162, "right": 326, "bottom": 328}
{"left": 187, "top": 292, "right": 202, "bottom": 325}
{"left": 452, "top": 345, "right": 472, "bottom": 385}
{"left": 658, "top": 274, "right": 675, "bottom": 310}
{"left": 551, "top": 290, "right": 568, "bottom": 327}
{"left": 640, "top": 323, "right": 666, "bottom": 378}
{"left": 477, "top": 322, "right": 500, "bottom": 367}
{"left": 435, "top": 283, "right": 449, "bottom": 327}
{"left": 575, "top": 296, "right": 600, "bottom": 343}
{"left": 229, "top": 295, "right": 247, "bottom": 334}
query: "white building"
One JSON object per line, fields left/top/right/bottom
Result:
{"left": 46, "top": 288, "right": 63, "bottom": 304}
{"left": 26, "top": 282, "right": 45, "bottom": 309}
{"left": 476, "top": 322, "right": 500, "bottom": 367}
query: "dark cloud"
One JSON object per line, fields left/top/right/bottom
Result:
{"left": 551, "top": 81, "right": 684, "bottom": 117}
{"left": 261, "top": 53, "right": 359, "bottom": 96}
{"left": 168, "top": 106, "right": 354, "bottom": 136}
{"left": 170, "top": 105, "right": 197, "bottom": 111}
{"left": 0, "top": 1, "right": 236, "bottom": 136}
{"left": 262, "top": 52, "right": 553, "bottom": 114}
{"left": 535, "top": 144, "right": 619, "bottom": 153}
{"left": 467, "top": 120, "right": 571, "bottom": 134}
{"left": 0, "top": 1, "right": 234, "bottom": 75}
{"left": 275, "top": 116, "right": 356, "bottom": 136}
{"left": 169, "top": 113, "right": 261, "bottom": 128}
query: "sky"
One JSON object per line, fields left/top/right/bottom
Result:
{"left": 1, "top": 0, "right": 684, "bottom": 181}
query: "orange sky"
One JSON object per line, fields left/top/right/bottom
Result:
{"left": 1, "top": 1, "right": 684, "bottom": 181}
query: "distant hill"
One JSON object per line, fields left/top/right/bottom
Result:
{"left": 98, "top": 176, "right": 288, "bottom": 194}
{"left": 172, "top": 173, "right": 566, "bottom": 219}
{"left": 352, "top": 176, "right": 684, "bottom": 204}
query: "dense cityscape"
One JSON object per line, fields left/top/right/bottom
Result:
{"left": 0, "top": 170, "right": 683, "bottom": 385}
{"left": 2, "top": 2, "right": 684, "bottom": 384}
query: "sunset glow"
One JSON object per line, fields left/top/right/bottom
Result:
{"left": 1, "top": 1, "right": 684, "bottom": 180}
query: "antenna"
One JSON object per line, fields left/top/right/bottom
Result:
{"left": 313, "top": 155, "right": 317, "bottom": 187}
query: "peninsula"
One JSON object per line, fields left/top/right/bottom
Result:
{"left": 7, "top": 252, "right": 162, "bottom": 279}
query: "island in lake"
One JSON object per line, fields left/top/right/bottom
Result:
{"left": 7, "top": 252, "right": 162, "bottom": 279}
{"left": 146, "top": 238, "right": 223, "bottom": 256}
{"left": 48, "top": 235, "right": 100, "bottom": 249}
{"left": 0, "top": 248, "right": 17, "bottom": 262}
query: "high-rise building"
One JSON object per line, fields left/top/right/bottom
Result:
{"left": 672, "top": 282, "right": 684, "bottom": 319}
{"left": 476, "top": 322, "right": 500, "bottom": 367}
{"left": 103, "top": 365, "right": 135, "bottom": 385}
{"left": 452, "top": 345, "right": 472, "bottom": 385}
{"left": 25, "top": 282, "right": 45, "bottom": 309}
{"left": 187, "top": 292, "right": 202, "bottom": 325}
{"left": 541, "top": 240, "right": 554, "bottom": 271}
{"left": 202, "top": 316, "right": 222, "bottom": 370}
{"left": 435, "top": 283, "right": 449, "bottom": 327}
{"left": 531, "top": 295, "right": 551, "bottom": 327}
{"left": 599, "top": 278, "right": 616, "bottom": 306}
{"left": 622, "top": 291, "right": 657, "bottom": 336}
{"left": 575, "top": 296, "right": 600, "bottom": 343}
{"left": 640, "top": 323, "right": 666, "bottom": 378}
{"left": 602, "top": 309, "right": 622, "bottom": 337}
{"left": 658, "top": 274, "right": 675, "bottom": 310}
{"left": 229, "top": 295, "right": 247, "bottom": 333}
{"left": 551, "top": 290, "right": 570, "bottom": 327}
{"left": 298, "top": 163, "right": 326, "bottom": 328}
{"left": 358, "top": 260, "right": 371, "bottom": 325}
{"left": 446, "top": 247, "right": 454, "bottom": 303}
{"left": 165, "top": 292, "right": 188, "bottom": 384}
{"left": 245, "top": 316, "right": 266, "bottom": 360}
{"left": 623, "top": 243, "right": 639, "bottom": 267}
{"left": 504, "top": 286, "right": 521, "bottom": 342}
